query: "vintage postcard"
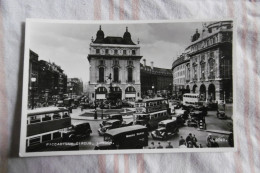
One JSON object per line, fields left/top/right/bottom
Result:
{"left": 19, "top": 19, "right": 236, "bottom": 157}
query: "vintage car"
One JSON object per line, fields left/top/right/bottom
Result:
{"left": 98, "top": 119, "right": 122, "bottom": 136}
{"left": 63, "top": 122, "right": 92, "bottom": 142}
{"left": 95, "top": 125, "right": 148, "bottom": 150}
{"left": 80, "top": 102, "right": 90, "bottom": 110}
{"left": 103, "top": 114, "right": 123, "bottom": 124}
{"left": 151, "top": 120, "right": 179, "bottom": 140}
{"left": 217, "top": 103, "right": 227, "bottom": 119}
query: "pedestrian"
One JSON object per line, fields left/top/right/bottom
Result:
{"left": 206, "top": 134, "right": 213, "bottom": 147}
{"left": 157, "top": 142, "right": 163, "bottom": 149}
{"left": 148, "top": 142, "right": 155, "bottom": 149}
{"left": 179, "top": 136, "right": 186, "bottom": 146}
{"left": 192, "top": 134, "right": 199, "bottom": 148}
{"left": 166, "top": 141, "right": 173, "bottom": 148}
{"left": 199, "top": 144, "right": 203, "bottom": 148}
{"left": 187, "top": 141, "right": 193, "bottom": 148}
{"left": 186, "top": 133, "right": 193, "bottom": 144}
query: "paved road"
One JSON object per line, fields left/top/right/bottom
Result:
{"left": 70, "top": 106, "right": 233, "bottom": 150}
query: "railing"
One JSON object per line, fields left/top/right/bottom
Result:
{"left": 126, "top": 80, "right": 135, "bottom": 84}
{"left": 97, "top": 80, "right": 106, "bottom": 83}
{"left": 112, "top": 80, "right": 121, "bottom": 84}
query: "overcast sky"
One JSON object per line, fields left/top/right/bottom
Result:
{"left": 30, "top": 21, "right": 204, "bottom": 84}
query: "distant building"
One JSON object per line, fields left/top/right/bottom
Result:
{"left": 172, "top": 21, "right": 233, "bottom": 102}
{"left": 38, "top": 60, "right": 67, "bottom": 99}
{"left": 141, "top": 59, "right": 173, "bottom": 97}
{"left": 28, "top": 50, "right": 67, "bottom": 107}
{"left": 67, "top": 78, "right": 83, "bottom": 96}
{"left": 87, "top": 26, "right": 142, "bottom": 101}
{"left": 172, "top": 53, "right": 190, "bottom": 97}
{"left": 28, "top": 50, "right": 39, "bottom": 107}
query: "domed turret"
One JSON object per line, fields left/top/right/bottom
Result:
{"left": 96, "top": 25, "right": 104, "bottom": 39}
{"left": 191, "top": 29, "right": 200, "bottom": 42}
{"left": 123, "top": 27, "right": 135, "bottom": 45}
{"left": 93, "top": 25, "right": 105, "bottom": 43}
{"left": 123, "top": 27, "right": 131, "bottom": 39}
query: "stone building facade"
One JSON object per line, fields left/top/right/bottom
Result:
{"left": 141, "top": 59, "right": 173, "bottom": 97}
{"left": 172, "top": 21, "right": 233, "bottom": 102}
{"left": 67, "top": 78, "right": 83, "bottom": 96}
{"left": 28, "top": 50, "right": 67, "bottom": 107}
{"left": 87, "top": 26, "right": 142, "bottom": 101}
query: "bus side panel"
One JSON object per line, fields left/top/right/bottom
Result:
{"left": 27, "top": 117, "right": 71, "bottom": 136}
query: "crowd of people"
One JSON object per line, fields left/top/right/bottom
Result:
{"left": 147, "top": 133, "right": 220, "bottom": 149}
{"left": 148, "top": 141, "right": 174, "bottom": 149}
{"left": 178, "top": 134, "right": 202, "bottom": 148}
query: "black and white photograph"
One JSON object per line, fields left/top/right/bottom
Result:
{"left": 19, "top": 19, "right": 235, "bottom": 156}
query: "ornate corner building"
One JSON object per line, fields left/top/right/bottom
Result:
{"left": 172, "top": 21, "right": 233, "bottom": 102}
{"left": 87, "top": 26, "right": 142, "bottom": 101}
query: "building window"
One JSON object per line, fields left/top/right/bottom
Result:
{"left": 113, "top": 67, "right": 119, "bottom": 82}
{"left": 208, "top": 59, "right": 215, "bottom": 79}
{"left": 201, "top": 63, "right": 205, "bottom": 80}
{"left": 105, "top": 49, "right": 109, "bottom": 54}
{"left": 221, "top": 59, "right": 231, "bottom": 78}
{"left": 99, "top": 67, "right": 105, "bottom": 82}
{"left": 113, "top": 60, "right": 119, "bottom": 65}
{"left": 99, "top": 60, "right": 104, "bottom": 65}
{"left": 210, "top": 52, "right": 214, "bottom": 58}
{"left": 114, "top": 49, "right": 118, "bottom": 55}
{"left": 96, "top": 49, "right": 100, "bottom": 54}
{"left": 127, "top": 68, "right": 133, "bottom": 82}
{"left": 128, "top": 60, "right": 133, "bottom": 66}
{"left": 193, "top": 65, "right": 197, "bottom": 80}
{"left": 123, "top": 50, "right": 126, "bottom": 55}
{"left": 132, "top": 50, "right": 136, "bottom": 55}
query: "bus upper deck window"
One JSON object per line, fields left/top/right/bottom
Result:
{"left": 63, "top": 112, "right": 69, "bottom": 118}
{"left": 53, "top": 113, "right": 61, "bottom": 119}
{"left": 30, "top": 116, "right": 41, "bottom": 124}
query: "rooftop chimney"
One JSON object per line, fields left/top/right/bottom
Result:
{"left": 151, "top": 61, "right": 154, "bottom": 70}
{"left": 143, "top": 59, "right": 146, "bottom": 66}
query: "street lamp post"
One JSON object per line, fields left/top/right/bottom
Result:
{"left": 152, "top": 85, "right": 154, "bottom": 98}
{"left": 31, "top": 77, "right": 36, "bottom": 109}
{"left": 70, "top": 87, "right": 73, "bottom": 98}
{"left": 94, "top": 86, "right": 97, "bottom": 119}
{"left": 101, "top": 101, "right": 104, "bottom": 119}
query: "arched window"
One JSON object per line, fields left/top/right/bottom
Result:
{"left": 127, "top": 68, "right": 133, "bottom": 82}
{"left": 113, "top": 67, "right": 119, "bottom": 82}
{"left": 99, "top": 67, "right": 104, "bottom": 82}
{"left": 208, "top": 59, "right": 215, "bottom": 79}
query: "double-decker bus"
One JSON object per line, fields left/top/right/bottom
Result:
{"left": 183, "top": 93, "right": 204, "bottom": 107}
{"left": 134, "top": 98, "right": 170, "bottom": 130}
{"left": 26, "top": 107, "right": 77, "bottom": 152}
